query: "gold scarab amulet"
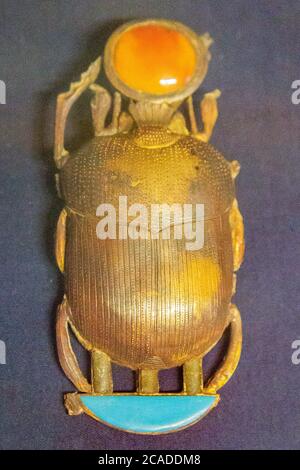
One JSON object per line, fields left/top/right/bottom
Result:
{"left": 54, "top": 19, "right": 245, "bottom": 434}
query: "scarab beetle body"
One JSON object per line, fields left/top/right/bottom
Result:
{"left": 60, "top": 129, "right": 235, "bottom": 369}
{"left": 54, "top": 19, "right": 245, "bottom": 430}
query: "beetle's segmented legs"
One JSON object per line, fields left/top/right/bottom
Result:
{"left": 205, "top": 304, "right": 242, "bottom": 394}
{"left": 56, "top": 297, "right": 92, "bottom": 393}
{"left": 187, "top": 89, "right": 221, "bottom": 142}
{"left": 90, "top": 85, "right": 122, "bottom": 136}
{"left": 54, "top": 57, "right": 101, "bottom": 168}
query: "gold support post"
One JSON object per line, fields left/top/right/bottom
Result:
{"left": 138, "top": 369, "right": 159, "bottom": 394}
{"left": 183, "top": 357, "right": 203, "bottom": 395}
{"left": 91, "top": 349, "right": 113, "bottom": 394}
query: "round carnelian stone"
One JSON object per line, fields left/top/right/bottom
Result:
{"left": 113, "top": 24, "right": 197, "bottom": 95}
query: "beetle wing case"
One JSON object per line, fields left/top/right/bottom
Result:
{"left": 60, "top": 129, "right": 235, "bottom": 369}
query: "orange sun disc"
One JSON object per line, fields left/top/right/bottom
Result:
{"left": 112, "top": 24, "right": 197, "bottom": 95}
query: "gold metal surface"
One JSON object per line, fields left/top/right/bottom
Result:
{"left": 183, "top": 357, "right": 203, "bottom": 395}
{"left": 138, "top": 370, "right": 159, "bottom": 394}
{"left": 60, "top": 134, "right": 235, "bottom": 369}
{"left": 54, "top": 19, "right": 245, "bottom": 425}
{"left": 55, "top": 208, "right": 67, "bottom": 273}
{"left": 91, "top": 350, "right": 113, "bottom": 394}
{"left": 56, "top": 298, "right": 91, "bottom": 393}
{"left": 205, "top": 304, "right": 242, "bottom": 393}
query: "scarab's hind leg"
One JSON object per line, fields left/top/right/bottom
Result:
{"left": 57, "top": 298, "right": 114, "bottom": 416}
{"left": 56, "top": 297, "right": 91, "bottom": 393}
{"left": 183, "top": 305, "right": 242, "bottom": 396}
{"left": 56, "top": 297, "right": 113, "bottom": 394}
{"left": 205, "top": 304, "right": 242, "bottom": 393}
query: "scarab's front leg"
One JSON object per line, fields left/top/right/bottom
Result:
{"left": 188, "top": 89, "right": 221, "bottom": 142}
{"left": 90, "top": 84, "right": 124, "bottom": 136}
{"left": 54, "top": 57, "right": 101, "bottom": 168}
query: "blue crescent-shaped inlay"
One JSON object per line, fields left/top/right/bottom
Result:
{"left": 79, "top": 394, "right": 218, "bottom": 434}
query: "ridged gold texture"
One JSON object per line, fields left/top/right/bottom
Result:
{"left": 54, "top": 20, "right": 244, "bottom": 404}
{"left": 60, "top": 128, "right": 234, "bottom": 369}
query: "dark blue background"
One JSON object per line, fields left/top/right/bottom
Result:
{"left": 0, "top": 0, "right": 299, "bottom": 449}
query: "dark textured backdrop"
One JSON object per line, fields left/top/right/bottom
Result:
{"left": 0, "top": 0, "right": 299, "bottom": 450}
